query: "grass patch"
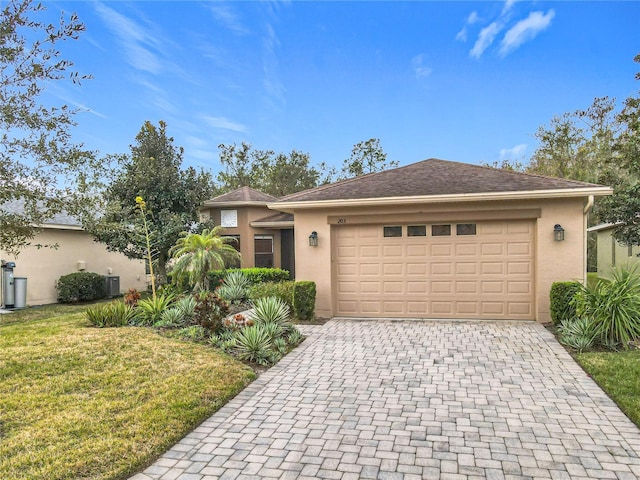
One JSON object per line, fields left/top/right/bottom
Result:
{"left": 0, "top": 304, "right": 255, "bottom": 480}
{"left": 575, "top": 351, "right": 640, "bottom": 426}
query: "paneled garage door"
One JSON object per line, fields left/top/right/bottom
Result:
{"left": 334, "top": 220, "right": 535, "bottom": 319}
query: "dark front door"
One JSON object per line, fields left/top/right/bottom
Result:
{"left": 280, "top": 229, "right": 295, "bottom": 279}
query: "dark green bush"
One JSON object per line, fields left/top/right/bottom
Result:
{"left": 57, "top": 272, "right": 106, "bottom": 303}
{"left": 209, "top": 268, "right": 290, "bottom": 287}
{"left": 293, "top": 281, "right": 316, "bottom": 321}
{"left": 550, "top": 281, "right": 581, "bottom": 325}
{"left": 249, "top": 281, "right": 294, "bottom": 309}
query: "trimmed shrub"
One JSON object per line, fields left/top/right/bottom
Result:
{"left": 209, "top": 268, "right": 290, "bottom": 286}
{"left": 549, "top": 281, "right": 581, "bottom": 325}
{"left": 293, "top": 281, "right": 316, "bottom": 321}
{"left": 249, "top": 281, "right": 294, "bottom": 309}
{"left": 57, "top": 272, "right": 106, "bottom": 303}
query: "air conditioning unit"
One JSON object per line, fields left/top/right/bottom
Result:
{"left": 105, "top": 276, "right": 120, "bottom": 298}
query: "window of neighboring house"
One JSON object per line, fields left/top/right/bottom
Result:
{"left": 220, "top": 209, "right": 238, "bottom": 228}
{"left": 629, "top": 244, "right": 634, "bottom": 257}
{"left": 432, "top": 224, "right": 451, "bottom": 236}
{"left": 255, "top": 235, "right": 274, "bottom": 268}
{"left": 383, "top": 226, "right": 403, "bottom": 237}
{"left": 407, "top": 225, "right": 427, "bottom": 237}
{"left": 456, "top": 223, "right": 477, "bottom": 236}
{"left": 227, "top": 235, "right": 241, "bottom": 268}
{"left": 145, "top": 258, "right": 151, "bottom": 275}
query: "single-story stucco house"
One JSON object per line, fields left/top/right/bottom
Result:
{"left": 0, "top": 208, "right": 147, "bottom": 306}
{"left": 203, "top": 159, "right": 612, "bottom": 323}
{"left": 588, "top": 222, "right": 640, "bottom": 278}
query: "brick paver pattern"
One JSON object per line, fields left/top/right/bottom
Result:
{"left": 132, "top": 320, "right": 640, "bottom": 479}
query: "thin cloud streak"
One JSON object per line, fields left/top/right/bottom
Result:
{"left": 202, "top": 115, "right": 247, "bottom": 133}
{"left": 500, "top": 10, "right": 555, "bottom": 57}
{"left": 207, "top": 3, "right": 250, "bottom": 35}
{"left": 499, "top": 143, "right": 527, "bottom": 159}
{"left": 93, "top": 2, "right": 162, "bottom": 74}
{"left": 470, "top": 22, "right": 502, "bottom": 59}
{"left": 411, "top": 54, "right": 432, "bottom": 79}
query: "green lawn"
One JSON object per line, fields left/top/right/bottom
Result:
{"left": 0, "top": 304, "right": 255, "bottom": 480}
{"left": 575, "top": 351, "right": 640, "bottom": 427}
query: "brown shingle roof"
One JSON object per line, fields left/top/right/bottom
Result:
{"left": 277, "top": 159, "right": 604, "bottom": 203}
{"left": 205, "top": 186, "right": 278, "bottom": 205}
{"left": 253, "top": 212, "right": 294, "bottom": 223}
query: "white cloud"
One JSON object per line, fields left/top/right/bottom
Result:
{"left": 202, "top": 115, "right": 247, "bottom": 133}
{"left": 262, "top": 22, "right": 286, "bottom": 105}
{"left": 502, "top": 0, "right": 518, "bottom": 15}
{"left": 499, "top": 10, "right": 555, "bottom": 57}
{"left": 207, "top": 4, "right": 249, "bottom": 35}
{"left": 455, "top": 11, "right": 479, "bottom": 42}
{"left": 470, "top": 22, "right": 502, "bottom": 59}
{"left": 93, "top": 2, "right": 164, "bottom": 74}
{"left": 411, "top": 54, "right": 432, "bottom": 79}
{"left": 499, "top": 143, "right": 527, "bottom": 159}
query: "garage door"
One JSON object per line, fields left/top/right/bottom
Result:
{"left": 334, "top": 220, "right": 534, "bottom": 319}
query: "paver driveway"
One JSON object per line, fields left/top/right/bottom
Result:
{"left": 133, "top": 320, "right": 640, "bottom": 480}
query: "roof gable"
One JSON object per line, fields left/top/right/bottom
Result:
{"left": 204, "top": 186, "right": 277, "bottom": 206}
{"left": 277, "top": 159, "right": 606, "bottom": 204}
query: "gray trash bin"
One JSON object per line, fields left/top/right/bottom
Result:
{"left": 13, "top": 277, "right": 27, "bottom": 309}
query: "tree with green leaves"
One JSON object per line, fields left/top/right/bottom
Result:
{"left": 0, "top": 0, "right": 96, "bottom": 254}
{"left": 86, "top": 120, "right": 215, "bottom": 282}
{"left": 169, "top": 227, "right": 240, "bottom": 292}
{"left": 217, "top": 143, "right": 327, "bottom": 197}
{"left": 596, "top": 54, "right": 640, "bottom": 246}
{"left": 340, "top": 138, "right": 398, "bottom": 178}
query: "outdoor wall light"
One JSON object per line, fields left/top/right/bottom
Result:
{"left": 309, "top": 231, "right": 318, "bottom": 247}
{"left": 554, "top": 224, "right": 565, "bottom": 241}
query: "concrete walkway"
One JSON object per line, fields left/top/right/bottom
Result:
{"left": 132, "top": 319, "right": 640, "bottom": 480}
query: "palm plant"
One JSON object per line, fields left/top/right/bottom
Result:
{"left": 169, "top": 226, "right": 241, "bottom": 292}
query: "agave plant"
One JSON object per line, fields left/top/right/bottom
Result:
{"left": 558, "top": 317, "right": 599, "bottom": 353}
{"left": 574, "top": 265, "right": 640, "bottom": 347}
{"left": 135, "top": 292, "right": 176, "bottom": 326}
{"left": 175, "top": 296, "right": 197, "bottom": 321}
{"left": 233, "top": 325, "right": 274, "bottom": 366}
{"left": 252, "top": 296, "right": 290, "bottom": 324}
{"left": 217, "top": 270, "right": 251, "bottom": 304}
{"left": 155, "top": 308, "right": 186, "bottom": 328}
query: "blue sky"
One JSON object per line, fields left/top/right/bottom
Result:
{"left": 45, "top": 1, "right": 639, "bottom": 176}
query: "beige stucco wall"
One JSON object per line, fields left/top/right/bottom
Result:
{"left": 596, "top": 229, "right": 640, "bottom": 278}
{"left": 200, "top": 206, "right": 282, "bottom": 269}
{"left": 1, "top": 227, "right": 147, "bottom": 306}
{"left": 288, "top": 197, "right": 589, "bottom": 323}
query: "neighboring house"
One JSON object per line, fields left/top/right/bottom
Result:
{"left": 0, "top": 206, "right": 147, "bottom": 306}
{"left": 200, "top": 187, "right": 295, "bottom": 277}
{"left": 202, "top": 159, "right": 611, "bottom": 323}
{"left": 588, "top": 223, "right": 640, "bottom": 278}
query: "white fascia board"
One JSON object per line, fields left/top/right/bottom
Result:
{"left": 267, "top": 187, "right": 613, "bottom": 211}
{"left": 37, "top": 223, "right": 84, "bottom": 231}
{"left": 250, "top": 221, "right": 295, "bottom": 229}
{"left": 202, "top": 201, "right": 269, "bottom": 208}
